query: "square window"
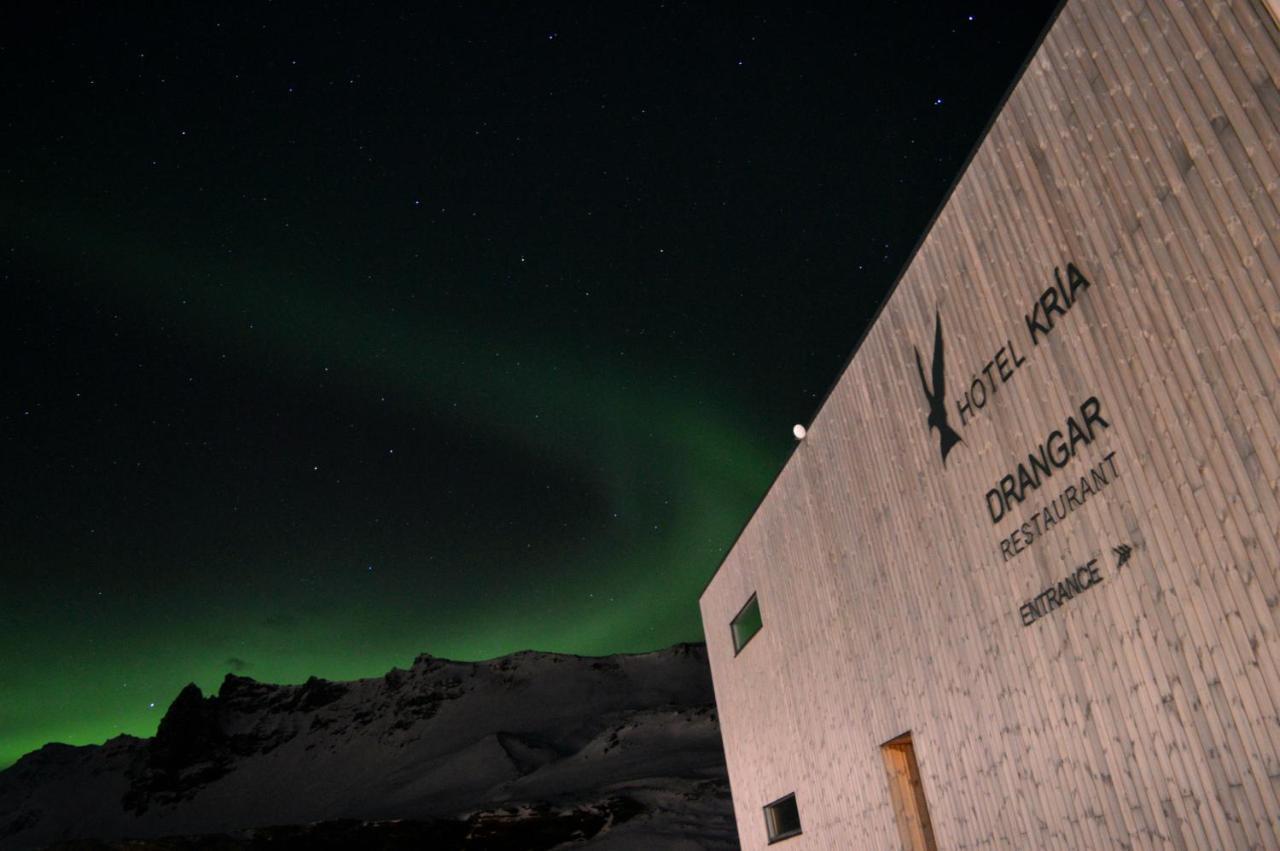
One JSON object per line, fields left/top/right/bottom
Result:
{"left": 730, "top": 593, "right": 763, "bottom": 653}
{"left": 764, "top": 792, "right": 802, "bottom": 842}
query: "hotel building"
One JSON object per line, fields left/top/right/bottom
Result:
{"left": 700, "top": 1, "right": 1280, "bottom": 848}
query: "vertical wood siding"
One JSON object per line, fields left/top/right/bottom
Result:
{"left": 700, "top": 1, "right": 1280, "bottom": 848}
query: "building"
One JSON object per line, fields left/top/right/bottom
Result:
{"left": 699, "top": 1, "right": 1280, "bottom": 848}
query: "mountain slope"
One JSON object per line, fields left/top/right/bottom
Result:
{"left": 0, "top": 644, "right": 737, "bottom": 850}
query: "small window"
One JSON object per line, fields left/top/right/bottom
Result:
{"left": 764, "top": 792, "right": 802, "bottom": 843}
{"left": 730, "top": 593, "right": 763, "bottom": 653}
{"left": 881, "top": 732, "right": 938, "bottom": 851}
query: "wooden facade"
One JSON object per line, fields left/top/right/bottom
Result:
{"left": 699, "top": 1, "right": 1280, "bottom": 848}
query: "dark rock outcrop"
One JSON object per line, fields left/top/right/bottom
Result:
{"left": 0, "top": 644, "right": 738, "bottom": 851}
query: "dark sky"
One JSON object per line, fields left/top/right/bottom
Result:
{"left": 1, "top": 2, "right": 1058, "bottom": 766}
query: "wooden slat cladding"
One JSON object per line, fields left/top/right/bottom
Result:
{"left": 699, "top": 1, "right": 1280, "bottom": 848}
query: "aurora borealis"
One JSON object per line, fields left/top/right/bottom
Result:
{"left": 2, "top": 2, "right": 1058, "bottom": 768}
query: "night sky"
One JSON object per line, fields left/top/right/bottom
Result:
{"left": 2, "top": 2, "right": 1058, "bottom": 768}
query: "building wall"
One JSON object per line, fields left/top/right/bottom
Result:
{"left": 700, "top": 1, "right": 1280, "bottom": 849}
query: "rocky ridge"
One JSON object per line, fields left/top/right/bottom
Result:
{"left": 0, "top": 643, "right": 737, "bottom": 850}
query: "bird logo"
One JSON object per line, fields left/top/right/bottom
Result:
{"left": 914, "top": 311, "right": 963, "bottom": 464}
{"left": 1113, "top": 543, "right": 1133, "bottom": 568}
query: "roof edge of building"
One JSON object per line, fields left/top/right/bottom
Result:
{"left": 698, "top": 0, "right": 1071, "bottom": 602}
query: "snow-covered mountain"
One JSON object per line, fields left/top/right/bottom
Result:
{"left": 0, "top": 643, "right": 737, "bottom": 850}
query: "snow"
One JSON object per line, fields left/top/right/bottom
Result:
{"left": 0, "top": 644, "right": 738, "bottom": 850}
